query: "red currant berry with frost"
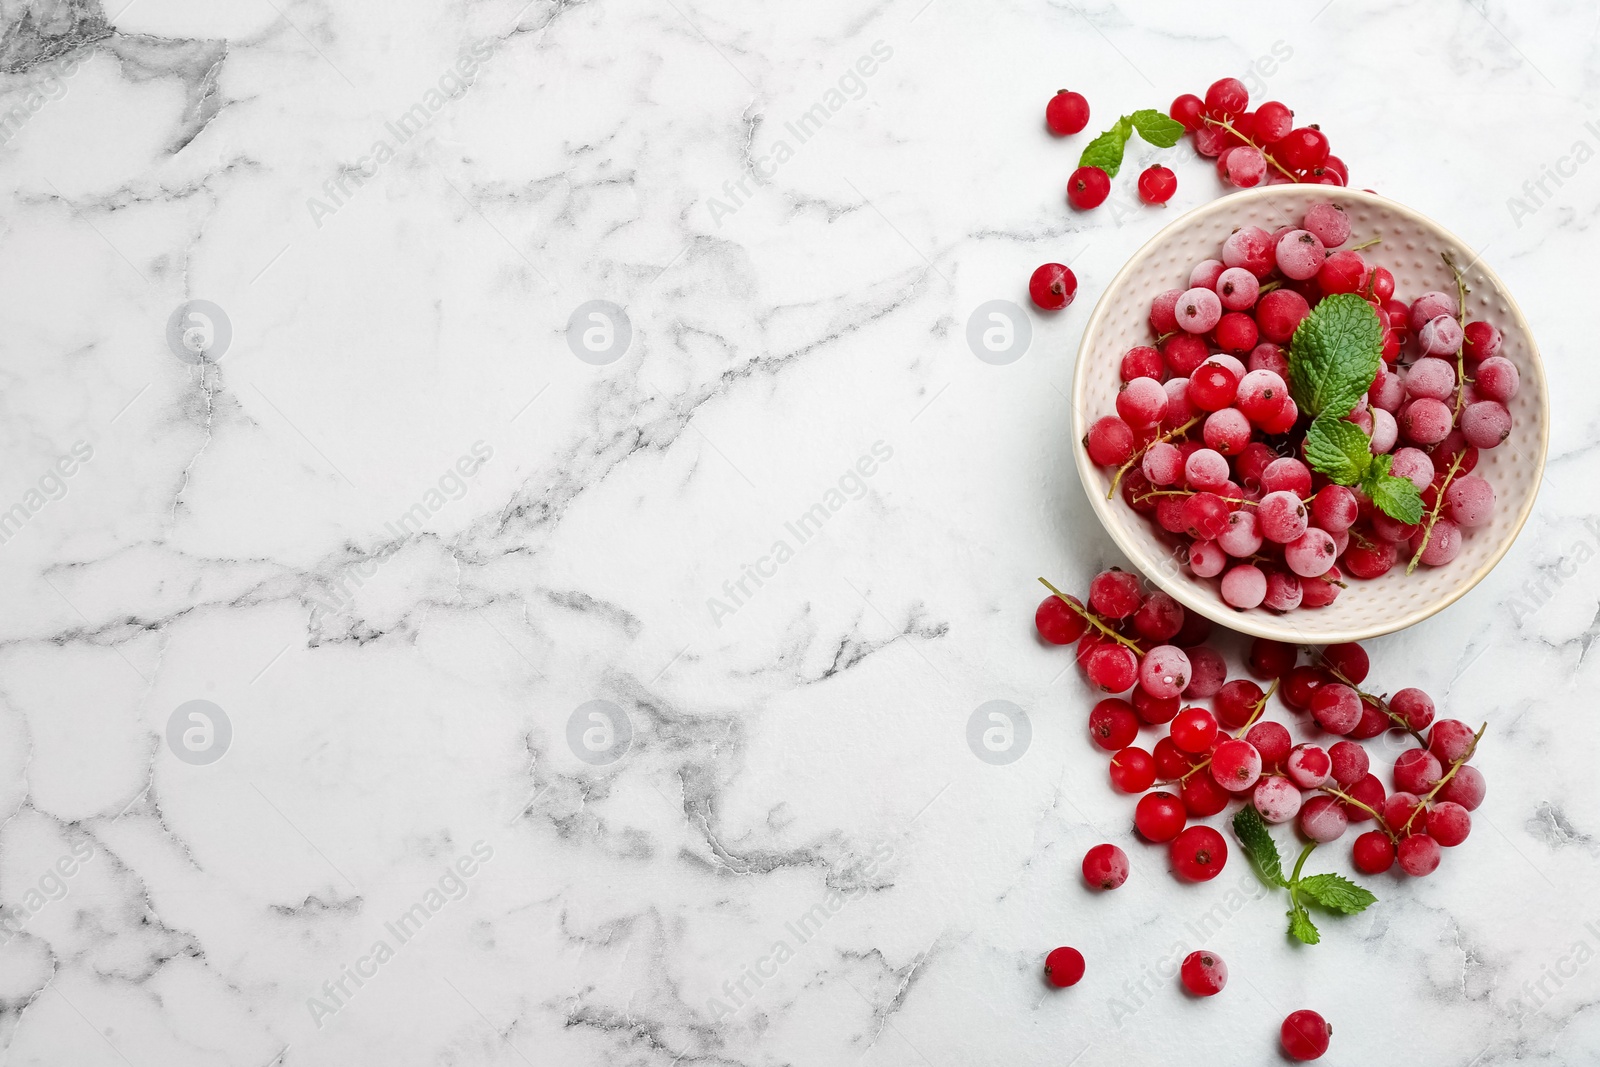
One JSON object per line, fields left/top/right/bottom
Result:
{"left": 1366, "top": 266, "right": 1396, "bottom": 303}
{"left": 1085, "top": 643, "right": 1138, "bottom": 693}
{"left": 1342, "top": 538, "right": 1396, "bottom": 579}
{"left": 1285, "top": 528, "right": 1337, "bottom": 579}
{"left": 1175, "top": 287, "right": 1223, "bottom": 334}
{"left": 1067, "top": 166, "right": 1111, "bottom": 209}
{"left": 1341, "top": 774, "right": 1386, "bottom": 821}
{"left": 1462, "top": 320, "right": 1502, "bottom": 363}
{"left": 1034, "top": 594, "right": 1088, "bottom": 644}
{"left": 1139, "top": 645, "right": 1191, "bottom": 699}
{"left": 1045, "top": 946, "right": 1085, "bottom": 987}
{"left": 1202, "top": 408, "right": 1251, "bottom": 456}
{"left": 1248, "top": 638, "right": 1297, "bottom": 679}
{"left": 1138, "top": 164, "right": 1177, "bottom": 205}
{"left": 1346, "top": 695, "right": 1387, "bottom": 740}
{"left": 1235, "top": 369, "right": 1288, "bottom": 426}
{"left": 1439, "top": 764, "right": 1486, "bottom": 811}
{"left": 1088, "top": 698, "right": 1139, "bottom": 752}
{"left": 1393, "top": 748, "right": 1444, "bottom": 794}
{"left": 1253, "top": 776, "right": 1303, "bottom": 824}
{"left": 1352, "top": 830, "right": 1395, "bottom": 874}
{"left": 1257, "top": 490, "right": 1309, "bottom": 543}
{"left": 1133, "top": 688, "right": 1181, "bottom": 726}
{"left": 1302, "top": 201, "right": 1352, "bottom": 247}
{"left": 1169, "top": 93, "right": 1205, "bottom": 131}
{"left": 1428, "top": 719, "right": 1476, "bottom": 764}
{"left": 1045, "top": 90, "right": 1090, "bottom": 135}
{"left": 1319, "top": 642, "right": 1368, "bottom": 684}
{"left": 1461, "top": 400, "right": 1512, "bottom": 449}
{"left": 1170, "top": 825, "right": 1227, "bottom": 881}
{"left": 1082, "top": 842, "right": 1129, "bottom": 889}
{"left": 1246, "top": 721, "right": 1291, "bottom": 769}
{"left": 1224, "top": 146, "right": 1267, "bottom": 188}
{"left": 1188, "top": 362, "right": 1239, "bottom": 412}
{"left": 1396, "top": 833, "right": 1441, "bottom": 876}
{"left": 1276, "top": 126, "right": 1329, "bottom": 171}
{"left": 1085, "top": 416, "right": 1135, "bottom": 466}
{"left": 1161, "top": 333, "right": 1210, "bottom": 376}
{"left": 1280, "top": 1009, "right": 1331, "bottom": 1061}
{"left": 1028, "top": 262, "right": 1078, "bottom": 311}
{"left": 1181, "top": 645, "right": 1227, "bottom": 699}
{"left": 1212, "top": 679, "right": 1264, "bottom": 730}
{"left": 1301, "top": 567, "right": 1342, "bottom": 609}
{"left": 1088, "top": 570, "right": 1142, "bottom": 618}
{"left": 1187, "top": 539, "right": 1225, "bottom": 578}
{"left": 1185, "top": 448, "right": 1230, "bottom": 492}
{"left": 1286, "top": 743, "right": 1331, "bottom": 789}
{"left": 1220, "top": 563, "right": 1267, "bottom": 609}
{"left": 1121, "top": 347, "right": 1163, "bottom": 385}
{"left": 1310, "top": 683, "right": 1361, "bottom": 735}
{"left": 1473, "top": 356, "right": 1521, "bottom": 404}
{"left": 1169, "top": 707, "right": 1217, "bottom": 754}
{"left": 1317, "top": 250, "right": 1366, "bottom": 294}
{"left": 1299, "top": 794, "right": 1348, "bottom": 843}
{"left": 1204, "top": 77, "right": 1248, "bottom": 116}
{"left": 1310, "top": 486, "right": 1359, "bottom": 535}
{"left": 1221, "top": 225, "right": 1274, "bottom": 278}
{"left": 1216, "top": 510, "right": 1262, "bottom": 557}
{"left": 1150, "top": 288, "right": 1183, "bottom": 334}
{"left": 1135, "top": 791, "right": 1187, "bottom": 842}
{"left": 1131, "top": 591, "right": 1183, "bottom": 642}
{"left": 1256, "top": 289, "right": 1311, "bottom": 344}
{"left": 1446, "top": 475, "right": 1496, "bottom": 528}
{"left": 1117, "top": 376, "right": 1168, "bottom": 427}
{"left": 1275, "top": 229, "right": 1326, "bottom": 281}
{"left": 1180, "top": 950, "right": 1227, "bottom": 996}
{"left": 1426, "top": 801, "right": 1472, "bottom": 846}
{"left": 1281, "top": 665, "right": 1329, "bottom": 710}
{"left": 1247, "top": 342, "right": 1288, "bottom": 379}
{"left": 1216, "top": 267, "right": 1258, "bottom": 311}
{"left": 1210, "top": 738, "right": 1262, "bottom": 792}
{"left": 1266, "top": 571, "right": 1305, "bottom": 613}
{"left": 1253, "top": 100, "right": 1293, "bottom": 142}
{"left": 1180, "top": 772, "right": 1230, "bottom": 817}
{"left": 1381, "top": 791, "right": 1425, "bottom": 835}
{"left": 1109, "top": 747, "right": 1156, "bottom": 793}
{"left": 1213, "top": 310, "right": 1259, "bottom": 355}
{"left": 1182, "top": 492, "right": 1231, "bottom": 541}
{"left": 1141, "top": 442, "right": 1183, "bottom": 486}
{"left": 1328, "top": 740, "right": 1369, "bottom": 787}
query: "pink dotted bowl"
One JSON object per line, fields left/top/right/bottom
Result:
{"left": 1071, "top": 186, "right": 1547, "bottom": 644}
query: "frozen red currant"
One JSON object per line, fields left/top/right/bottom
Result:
{"left": 1170, "top": 825, "right": 1227, "bottom": 881}
{"left": 1169, "top": 707, "right": 1218, "bottom": 754}
{"left": 1181, "top": 771, "right": 1230, "bottom": 817}
{"left": 1034, "top": 594, "right": 1088, "bottom": 644}
{"left": 1109, "top": 747, "right": 1156, "bottom": 793}
{"left": 1135, "top": 791, "right": 1187, "bottom": 842}
{"left": 1045, "top": 946, "right": 1085, "bottom": 987}
{"left": 1045, "top": 90, "right": 1090, "bottom": 135}
{"left": 1088, "top": 698, "right": 1140, "bottom": 752}
{"left": 1067, "top": 166, "right": 1111, "bottom": 209}
{"left": 1180, "top": 950, "right": 1227, "bottom": 996}
{"left": 1426, "top": 801, "right": 1472, "bottom": 846}
{"left": 1089, "top": 569, "right": 1143, "bottom": 618}
{"left": 1281, "top": 1009, "right": 1331, "bottom": 1061}
{"left": 1397, "top": 833, "right": 1442, "bottom": 876}
{"left": 1210, "top": 738, "right": 1262, "bottom": 792}
{"left": 1248, "top": 638, "right": 1298, "bottom": 678}
{"left": 1082, "top": 842, "right": 1130, "bottom": 889}
{"left": 1352, "top": 829, "right": 1395, "bottom": 874}
{"left": 1029, "top": 263, "right": 1078, "bottom": 310}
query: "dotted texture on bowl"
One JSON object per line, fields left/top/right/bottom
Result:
{"left": 1071, "top": 186, "right": 1548, "bottom": 644}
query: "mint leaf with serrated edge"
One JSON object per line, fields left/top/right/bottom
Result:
{"left": 1078, "top": 115, "right": 1131, "bottom": 177}
{"left": 1288, "top": 904, "right": 1321, "bottom": 945}
{"left": 1129, "top": 108, "right": 1184, "bottom": 148}
{"left": 1304, "top": 415, "right": 1373, "bottom": 486}
{"left": 1288, "top": 293, "right": 1383, "bottom": 419}
{"left": 1366, "top": 469, "right": 1424, "bottom": 524}
{"left": 1297, "top": 873, "right": 1378, "bottom": 915}
{"left": 1232, "top": 806, "right": 1287, "bottom": 887}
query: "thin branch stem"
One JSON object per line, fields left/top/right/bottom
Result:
{"left": 1300, "top": 646, "right": 1427, "bottom": 747}
{"left": 1398, "top": 723, "right": 1487, "bottom": 835}
{"left": 1349, "top": 236, "right": 1382, "bottom": 252}
{"left": 1201, "top": 115, "right": 1300, "bottom": 182}
{"left": 1107, "top": 417, "right": 1199, "bottom": 501}
{"left": 1037, "top": 577, "right": 1146, "bottom": 653}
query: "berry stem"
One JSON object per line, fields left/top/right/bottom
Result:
{"left": 1406, "top": 449, "right": 1465, "bottom": 576}
{"left": 1319, "top": 784, "right": 1394, "bottom": 840}
{"left": 1135, "top": 488, "right": 1259, "bottom": 508}
{"left": 1349, "top": 236, "right": 1382, "bottom": 252}
{"left": 1397, "top": 722, "right": 1487, "bottom": 835}
{"left": 1200, "top": 115, "right": 1300, "bottom": 182}
{"left": 1036, "top": 577, "right": 1147, "bottom": 653}
{"left": 1107, "top": 417, "right": 1200, "bottom": 501}
{"left": 1234, "top": 677, "right": 1281, "bottom": 737}
{"left": 1300, "top": 646, "right": 1428, "bottom": 747}
{"left": 1442, "top": 252, "right": 1473, "bottom": 419}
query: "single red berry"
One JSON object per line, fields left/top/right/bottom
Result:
{"left": 1132, "top": 687, "right": 1181, "bottom": 725}
{"left": 1169, "top": 707, "right": 1218, "bottom": 754}
{"left": 1276, "top": 126, "right": 1330, "bottom": 172}
{"left": 1204, "top": 77, "right": 1248, "bottom": 116}
{"left": 1045, "top": 89, "right": 1090, "bottom": 136}
{"left": 1281, "top": 665, "right": 1330, "bottom": 710}
{"left": 1082, "top": 842, "right": 1130, "bottom": 890}
{"left": 1120, "top": 345, "right": 1165, "bottom": 383}
{"left": 1169, "top": 93, "right": 1205, "bottom": 131}
{"left": 1180, "top": 771, "right": 1230, "bottom": 817}
{"left": 1253, "top": 100, "right": 1293, "bottom": 142}
{"left": 1180, "top": 950, "right": 1227, "bottom": 996}
{"left": 1067, "top": 166, "right": 1111, "bottom": 209}
{"left": 1212, "top": 679, "right": 1265, "bottom": 730}
{"left": 1044, "top": 946, "right": 1085, "bottom": 987}
{"left": 1134, "top": 791, "right": 1187, "bottom": 842}
{"left": 1397, "top": 833, "right": 1442, "bottom": 876}
{"left": 1170, "top": 825, "right": 1227, "bottom": 881}
{"left": 1137, "top": 164, "right": 1177, "bottom": 205}
{"left": 1109, "top": 746, "right": 1156, "bottom": 793}
{"left": 1281, "top": 1009, "right": 1332, "bottom": 1060}
{"left": 1085, "top": 643, "right": 1139, "bottom": 692}
{"left": 1088, "top": 569, "right": 1143, "bottom": 618}
{"left": 1034, "top": 594, "right": 1088, "bottom": 644}
{"left": 1319, "top": 642, "right": 1369, "bottom": 683}
{"left": 1340, "top": 773, "right": 1387, "bottom": 822}
{"left": 1088, "top": 698, "right": 1140, "bottom": 752}
{"left": 1245, "top": 721, "right": 1292, "bottom": 769}
{"left": 1029, "top": 262, "right": 1078, "bottom": 310}
{"left": 1352, "top": 830, "right": 1395, "bottom": 874}
{"left": 1248, "top": 638, "right": 1298, "bottom": 678}
{"left": 1210, "top": 738, "right": 1263, "bottom": 792}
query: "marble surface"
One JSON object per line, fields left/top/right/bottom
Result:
{"left": 2, "top": 0, "right": 1598, "bottom": 1063}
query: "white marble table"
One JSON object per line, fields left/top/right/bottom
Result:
{"left": 2, "top": 0, "right": 1597, "bottom": 1063}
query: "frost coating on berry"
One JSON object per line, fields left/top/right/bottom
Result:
{"left": 1286, "top": 743, "right": 1332, "bottom": 788}
{"left": 1389, "top": 447, "right": 1435, "bottom": 490}
{"left": 1220, "top": 563, "right": 1267, "bottom": 609}
{"left": 1286, "top": 528, "right": 1338, "bottom": 578}
{"left": 1257, "top": 490, "right": 1310, "bottom": 543}
{"left": 1175, "top": 286, "right": 1223, "bottom": 333}
{"left": 1428, "top": 719, "right": 1476, "bottom": 764}
{"left": 1370, "top": 407, "right": 1398, "bottom": 453}
{"left": 1474, "top": 356, "right": 1520, "bottom": 403}
{"left": 1393, "top": 748, "right": 1444, "bottom": 794}
{"left": 1275, "top": 229, "right": 1326, "bottom": 280}
{"left": 1246, "top": 720, "right": 1292, "bottom": 768}
{"left": 1397, "top": 833, "right": 1441, "bottom": 876}
{"left": 1439, "top": 764, "right": 1486, "bottom": 810}
{"left": 1253, "top": 775, "right": 1303, "bottom": 823}
{"left": 1329, "top": 740, "right": 1369, "bottom": 786}
{"left": 1410, "top": 519, "right": 1461, "bottom": 567}
{"left": 1302, "top": 202, "right": 1352, "bottom": 247}
{"left": 1408, "top": 290, "right": 1459, "bottom": 332}
{"left": 1400, "top": 398, "right": 1453, "bottom": 445}
{"left": 1189, "top": 258, "right": 1226, "bottom": 290}
{"left": 1181, "top": 645, "right": 1228, "bottom": 699}
{"left": 1353, "top": 830, "right": 1395, "bottom": 874}
{"left": 1404, "top": 357, "right": 1457, "bottom": 402}
{"left": 1210, "top": 738, "right": 1263, "bottom": 792}
{"left": 1299, "top": 794, "right": 1348, "bottom": 843}
{"left": 1427, "top": 802, "right": 1472, "bottom": 846}
{"left": 1310, "top": 683, "right": 1362, "bottom": 735}
{"left": 1085, "top": 416, "right": 1135, "bottom": 466}
{"left": 1139, "top": 645, "right": 1192, "bottom": 699}
{"left": 1089, "top": 570, "right": 1144, "bottom": 618}
{"left": 1461, "top": 400, "right": 1512, "bottom": 448}
{"left": 1117, "top": 376, "right": 1168, "bottom": 427}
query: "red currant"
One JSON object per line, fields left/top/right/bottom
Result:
{"left": 1029, "top": 262, "right": 1078, "bottom": 310}
{"left": 1085, "top": 643, "right": 1138, "bottom": 692}
{"left": 1134, "top": 791, "right": 1187, "bottom": 842}
{"left": 1088, "top": 698, "right": 1140, "bottom": 752}
{"left": 1210, "top": 738, "right": 1262, "bottom": 792}
{"left": 1248, "top": 637, "right": 1297, "bottom": 678}
{"left": 1319, "top": 642, "right": 1369, "bottom": 683}
{"left": 1180, "top": 950, "right": 1227, "bottom": 996}
{"left": 1180, "top": 772, "right": 1229, "bottom": 817}
{"left": 1213, "top": 678, "right": 1265, "bottom": 730}
{"left": 1034, "top": 594, "right": 1088, "bottom": 644}
{"left": 1170, "top": 825, "right": 1227, "bottom": 881}
{"left": 1044, "top": 946, "right": 1085, "bottom": 987}
{"left": 1132, "top": 688, "right": 1181, "bottom": 726}
{"left": 1067, "top": 166, "right": 1110, "bottom": 209}
{"left": 1203, "top": 77, "right": 1248, "bottom": 116}
{"left": 1109, "top": 747, "right": 1156, "bottom": 793}
{"left": 1245, "top": 721, "right": 1291, "bottom": 769}
{"left": 1253, "top": 101, "right": 1293, "bottom": 142}
{"left": 1088, "top": 569, "right": 1143, "bottom": 618}
{"left": 1280, "top": 1009, "right": 1331, "bottom": 1061}
{"left": 1045, "top": 90, "right": 1090, "bottom": 136}
{"left": 1276, "top": 126, "right": 1330, "bottom": 172}
{"left": 1352, "top": 829, "right": 1395, "bottom": 874}
{"left": 1281, "top": 665, "right": 1330, "bottom": 710}
{"left": 1169, "top": 93, "right": 1204, "bottom": 131}
{"left": 1137, "top": 164, "right": 1177, "bottom": 205}
{"left": 1397, "top": 833, "right": 1441, "bottom": 876}
{"left": 1169, "top": 707, "right": 1218, "bottom": 754}
{"left": 1082, "top": 842, "right": 1129, "bottom": 889}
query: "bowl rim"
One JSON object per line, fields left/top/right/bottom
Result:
{"left": 1070, "top": 185, "right": 1548, "bottom": 644}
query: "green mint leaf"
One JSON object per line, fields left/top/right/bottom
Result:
{"left": 1287, "top": 293, "right": 1383, "bottom": 419}
{"left": 1368, "top": 472, "right": 1424, "bottom": 525}
{"left": 1296, "top": 873, "right": 1378, "bottom": 915}
{"left": 1129, "top": 108, "right": 1184, "bottom": 148}
{"left": 1232, "top": 806, "right": 1287, "bottom": 887}
{"left": 1079, "top": 115, "right": 1132, "bottom": 178}
{"left": 1304, "top": 415, "right": 1373, "bottom": 486}
{"left": 1287, "top": 903, "right": 1321, "bottom": 944}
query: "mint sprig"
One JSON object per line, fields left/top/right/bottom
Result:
{"left": 1290, "top": 295, "right": 1422, "bottom": 524}
{"left": 1078, "top": 109, "right": 1184, "bottom": 178}
{"left": 1232, "top": 806, "right": 1377, "bottom": 945}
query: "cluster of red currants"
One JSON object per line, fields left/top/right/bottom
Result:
{"left": 1083, "top": 201, "right": 1517, "bottom": 609}
{"left": 1172, "top": 77, "right": 1345, "bottom": 189}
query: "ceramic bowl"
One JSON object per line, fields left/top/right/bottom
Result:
{"left": 1071, "top": 185, "right": 1547, "bottom": 644}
